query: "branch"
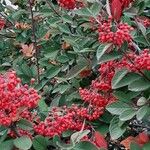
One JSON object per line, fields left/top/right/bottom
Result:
{"left": 28, "top": 0, "right": 40, "bottom": 83}
{"left": 0, "top": 33, "right": 15, "bottom": 38}
{"left": 45, "top": 0, "right": 61, "bottom": 17}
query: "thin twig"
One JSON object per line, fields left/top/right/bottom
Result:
{"left": 45, "top": 0, "right": 61, "bottom": 17}
{"left": 29, "top": 0, "right": 40, "bottom": 83}
{"left": 10, "top": 124, "right": 21, "bottom": 137}
{"left": 0, "top": 33, "right": 15, "bottom": 38}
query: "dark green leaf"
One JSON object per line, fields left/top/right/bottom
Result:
{"left": 17, "top": 119, "right": 33, "bottom": 131}
{"left": 112, "top": 69, "right": 128, "bottom": 89}
{"left": 73, "top": 141, "right": 98, "bottom": 150}
{"left": 13, "top": 136, "right": 32, "bottom": 150}
{"left": 109, "top": 117, "right": 126, "bottom": 140}
{"left": 119, "top": 109, "right": 136, "bottom": 121}
{"left": 106, "top": 101, "right": 131, "bottom": 115}
{"left": 96, "top": 43, "right": 112, "bottom": 61}
{"left": 136, "top": 106, "right": 149, "bottom": 120}
{"left": 128, "top": 78, "right": 150, "bottom": 92}
{"left": 33, "top": 135, "right": 47, "bottom": 150}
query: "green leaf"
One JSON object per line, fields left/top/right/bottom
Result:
{"left": 106, "top": 0, "right": 111, "bottom": 16}
{"left": 119, "top": 109, "right": 136, "bottom": 121}
{"left": 143, "top": 142, "right": 150, "bottom": 150}
{"left": 62, "top": 130, "right": 74, "bottom": 138}
{"left": 13, "top": 136, "right": 32, "bottom": 150}
{"left": 112, "top": 69, "right": 128, "bottom": 89}
{"left": 112, "top": 72, "right": 141, "bottom": 89}
{"left": 58, "top": 24, "right": 71, "bottom": 34}
{"left": 99, "top": 51, "right": 122, "bottom": 64}
{"left": 90, "top": 2, "right": 102, "bottom": 16}
{"left": 137, "top": 97, "right": 147, "bottom": 106}
{"left": 0, "top": 130, "right": 8, "bottom": 143}
{"left": 137, "top": 22, "right": 146, "bottom": 36}
{"left": 136, "top": 106, "right": 149, "bottom": 120}
{"left": 33, "top": 135, "right": 47, "bottom": 150}
{"left": 106, "top": 101, "right": 131, "bottom": 115}
{"left": 46, "top": 66, "right": 60, "bottom": 79}
{"left": 114, "top": 91, "right": 140, "bottom": 102}
{"left": 96, "top": 43, "right": 112, "bottom": 61}
{"left": 17, "top": 119, "right": 33, "bottom": 131}
{"left": 95, "top": 124, "right": 109, "bottom": 135}
{"left": 73, "top": 141, "right": 98, "bottom": 150}
{"left": 74, "top": 8, "right": 92, "bottom": 17}
{"left": 130, "top": 143, "right": 141, "bottom": 150}
{"left": 128, "top": 77, "right": 150, "bottom": 92}
{"left": 71, "top": 130, "right": 90, "bottom": 143}
{"left": 63, "top": 64, "right": 87, "bottom": 80}
{"left": 109, "top": 117, "right": 126, "bottom": 140}
{"left": 0, "top": 140, "right": 14, "bottom": 150}
{"left": 38, "top": 99, "right": 48, "bottom": 115}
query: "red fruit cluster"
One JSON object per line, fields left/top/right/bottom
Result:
{"left": 79, "top": 88, "right": 108, "bottom": 107}
{"left": 137, "top": 17, "right": 150, "bottom": 28}
{"left": 0, "top": 71, "right": 40, "bottom": 126}
{"left": 58, "top": 0, "right": 84, "bottom": 9}
{"left": 98, "top": 20, "right": 133, "bottom": 46}
{"left": 9, "top": 128, "right": 33, "bottom": 139}
{"left": 119, "top": 49, "right": 150, "bottom": 72}
{"left": 34, "top": 105, "right": 103, "bottom": 137}
{"left": 0, "top": 17, "right": 5, "bottom": 30}
{"left": 58, "top": 0, "right": 76, "bottom": 9}
{"left": 110, "top": 0, "right": 133, "bottom": 21}
{"left": 92, "top": 61, "right": 117, "bottom": 91}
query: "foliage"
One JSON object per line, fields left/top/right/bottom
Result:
{"left": 0, "top": 0, "right": 150, "bottom": 149}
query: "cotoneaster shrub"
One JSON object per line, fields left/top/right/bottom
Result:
{"left": 0, "top": 0, "right": 150, "bottom": 149}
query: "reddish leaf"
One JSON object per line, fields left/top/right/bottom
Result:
{"left": 94, "top": 131, "right": 107, "bottom": 149}
{"left": 110, "top": 0, "right": 123, "bottom": 21}
{"left": 136, "top": 132, "right": 149, "bottom": 145}
{"left": 79, "top": 69, "right": 92, "bottom": 78}
{"left": 120, "top": 136, "right": 136, "bottom": 149}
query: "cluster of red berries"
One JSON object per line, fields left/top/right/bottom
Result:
{"left": 137, "top": 17, "right": 150, "bottom": 28}
{"left": 0, "top": 17, "right": 5, "bottom": 30}
{"left": 58, "top": 0, "right": 84, "bottom": 9}
{"left": 92, "top": 61, "right": 117, "bottom": 91}
{"left": 119, "top": 49, "right": 150, "bottom": 71}
{"left": 58, "top": 0, "right": 76, "bottom": 9}
{"left": 9, "top": 128, "right": 33, "bottom": 139}
{"left": 34, "top": 105, "right": 103, "bottom": 137}
{"left": 98, "top": 20, "right": 133, "bottom": 46}
{"left": 79, "top": 88, "right": 108, "bottom": 107}
{"left": 0, "top": 71, "right": 40, "bottom": 126}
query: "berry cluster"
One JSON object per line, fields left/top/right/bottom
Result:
{"left": 58, "top": 0, "right": 76, "bottom": 9}
{"left": 0, "top": 71, "right": 40, "bottom": 126}
{"left": 118, "top": 49, "right": 150, "bottom": 72}
{"left": 92, "top": 61, "right": 117, "bottom": 91}
{"left": 58, "top": 0, "right": 84, "bottom": 9}
{"left": 34, "top": 105, "right": 103, "bottom": 137}
{"left": 98, "top": 20, "right": 133, "bottom": 46}
{"left": 0, "top": 17, "right": 5, "bottom": 30}
{"left": 137, "top": 17, "right": 150, "bottom": 28}
{"left": 79, "top": 88, "right": 108, "bottom": 107}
